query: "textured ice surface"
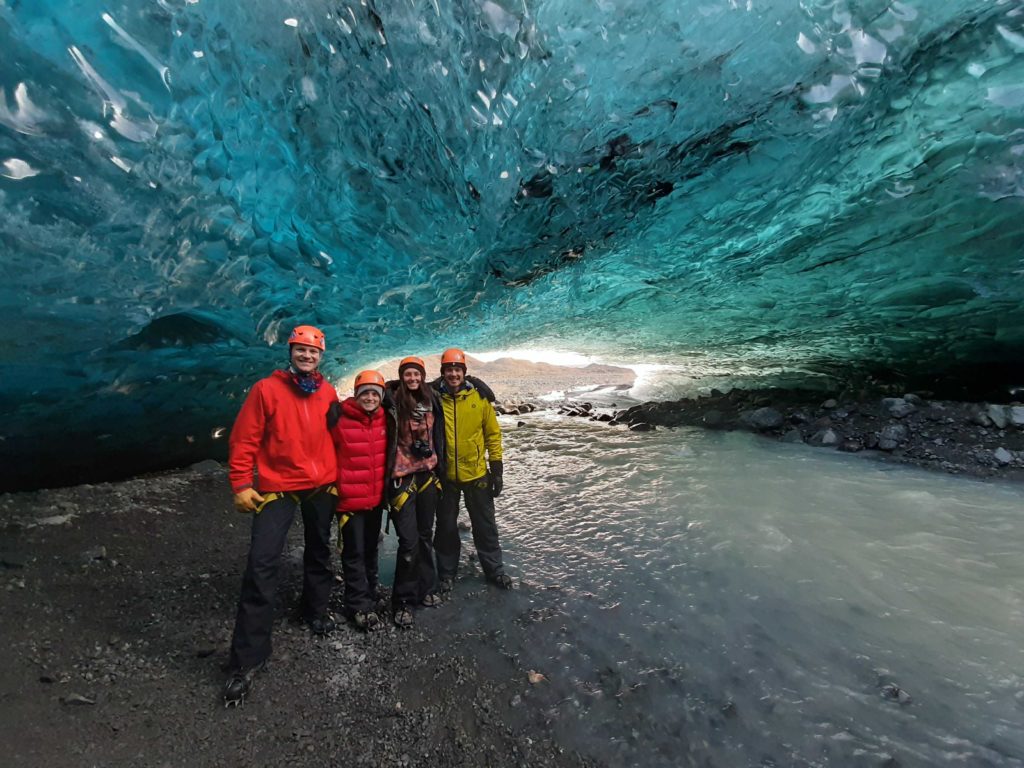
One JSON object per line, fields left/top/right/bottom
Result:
{"left": 2, "top": 1, "right": 1024, "bottom": 487}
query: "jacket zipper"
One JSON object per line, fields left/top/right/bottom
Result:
{"left": 452, "top": 391, "right": 459, "bottom": 483}
{"left": 303, "top": 397, "right": 318, "bottom": 481}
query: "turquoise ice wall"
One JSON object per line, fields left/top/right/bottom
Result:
{"left": 2, "top": 0, "right": 1023, "bottom": 488}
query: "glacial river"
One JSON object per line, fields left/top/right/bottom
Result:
{"left": 412, "top": 410, "right": 1024, "bottom": 767}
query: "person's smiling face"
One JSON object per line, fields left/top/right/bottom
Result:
{"left": 290, "top": 343, "right": 322, "bottom": 374}
{"left": 356, "top": 389, "right": 381, "bottom": 413}
{"left": 402, "top": 367, "right": 423, "bottom": 391}
{"left": 442, "top": 365, "right": 465, "bottom": 390}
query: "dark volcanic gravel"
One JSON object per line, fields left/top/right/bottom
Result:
{"left": 541, "top": 387, "right": 1024, "bottom": 482}
{"left": 0, "top": 466, "right": 593, "bottom": 768}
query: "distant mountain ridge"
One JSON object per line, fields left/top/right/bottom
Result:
{"left": 366, "top": 354, "right": 636, "bottom": 400}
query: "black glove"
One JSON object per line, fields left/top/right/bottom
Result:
{"left": 327, "top": 401, "right": 342, "bottom": 430}
{"left": 488, "top": 461, "right": 503, "bottom": 498}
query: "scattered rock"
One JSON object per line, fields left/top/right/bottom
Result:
{"left": 34, "top": 514, "right": 75, "bottom": 527}
{"left": 877, "top": 424, "right": 909, "bottom": 451}
{"left": 882, "top": 398, "right": 916, "bottom": 419}
{"left": 810, "top": 428, "right": 840, "bottom": 446}
{"left": 780, "top": 429, "right": 804, "bottom": 444}
{"left": 740, "top": 407, "right": 784, "bottom": 431}
{"left": 61, "top": 693, "right": 96, "bottom": 706}
{"left": 81, "top": 546, "right": 107, "bottom": 564}
{"left": 967, "top": 406, "right": 991, "bottom": 427}
{"left": 879, "top": 684, "right": 912, "bottom": 705}
{"left": 994, "top": 447, "right": 1013, "bottom": 466}
{"left": 1011, "top": 407, "right": 1024, "bottom": 428}
{"left": 988, "top": 404, "right": 1009, "bottom": 429}
{"left": 583, "top": 386, "right": 1024, "bottom": 481}
{"left": 628, "top": 423, "right": 655, "bottom": 432}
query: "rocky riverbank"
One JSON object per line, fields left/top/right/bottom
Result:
{"left": 0, "top": 465, "right": 594, "bottom": 768}
{"left": 535, "top": 387, "right": 1024, "bottom": 482}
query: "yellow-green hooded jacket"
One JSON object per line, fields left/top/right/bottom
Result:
{"left": 438, "top": 384, "right": 502, "bottom": 482}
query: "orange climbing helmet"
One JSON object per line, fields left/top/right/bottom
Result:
{"left": 353, "top": 370, "right": 385, "bottom": 398}
{"left": 440, "top": 348, "right": 467, "bottom": 370}
{"left": 288, "top": 325, "right": 325, "bottom": 351}
{"left": 398, "top": 356, "right": 426, "bottom": 378}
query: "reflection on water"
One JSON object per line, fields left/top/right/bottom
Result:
{"left": 426, "top": 412, "right": 1024, "bottom": 767}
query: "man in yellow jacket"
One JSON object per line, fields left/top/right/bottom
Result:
{"left": 432, "top": 348, "right": 513, "bottom": 591}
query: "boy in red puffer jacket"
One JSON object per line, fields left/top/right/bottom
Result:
{"left": 327, "top": 370, "right": 390, "bottom": 631}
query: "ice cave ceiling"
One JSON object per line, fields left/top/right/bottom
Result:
{"left": 2, "top": 0, "right": 1024, "bottom": 489}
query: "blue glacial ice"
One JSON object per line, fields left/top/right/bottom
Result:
{"left": 1, "top": 0, "right": 1023, "bottom": 488}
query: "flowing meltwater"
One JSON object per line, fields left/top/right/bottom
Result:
{"left": 413, "top": 413, "right": 1024, "bottom": 767}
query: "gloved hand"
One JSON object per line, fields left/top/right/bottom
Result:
{"left": 488, "top": 461, "right": 503, "bottom": 498}
{"left": 233, "top": 487, "right": 265, "bottom": 513}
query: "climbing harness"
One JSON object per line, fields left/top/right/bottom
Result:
{"left": 254, "top": 484, "right": 337, "bottom": 514}
{"left": 389, "top": 472, "right": 440, "bottom": 515}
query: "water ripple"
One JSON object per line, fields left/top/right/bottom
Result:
{"left": 444, "top": 414, "right": 1024, "bottom": 767}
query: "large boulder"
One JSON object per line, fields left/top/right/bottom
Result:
{"left": 1010, "top": 407, "right": 1024, "bottom": 428}
{"left": 740, "top": 407, "right": 784, "bottom": 431}
{"left": 987, "top": 404, "right": 1009, "bottom": 429}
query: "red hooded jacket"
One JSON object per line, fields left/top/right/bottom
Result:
{"left": 330, "top": 397, "right": 388, "bottom": 513}
{"left": 228, "top": 370, "right": 338, "bottom": 493}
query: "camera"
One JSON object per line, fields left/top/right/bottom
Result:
{"left": 410, "top": 439, "right": 433, "bottom": 459}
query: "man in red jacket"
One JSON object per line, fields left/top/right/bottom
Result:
{"left": 223, "top": 325, "right": 339, "bottom": 707}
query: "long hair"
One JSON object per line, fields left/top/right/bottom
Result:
{"left": 396, "top": 375, "right": 435, "bottom": 426}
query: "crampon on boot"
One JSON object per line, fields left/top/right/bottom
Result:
{"left": 393, "top": 606, "right": 414, "bottom": 629}
{"left": 222, "top": 661, "right": 264, "bottom": 708}
{"left": 488, "top": 574, "right": 513, "bottom": 590}
{"left": 354, "top": 611, "right": 383, "bottom": 632}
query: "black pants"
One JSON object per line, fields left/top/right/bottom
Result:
{"left": 434, "top": 476, "right": 504, "bottom": 582}
{"left": 390, "top": 473, "right": 438, "bottom": 607}
{"left": 340, "top": 508, "right": 383, "bottom": 615}
{"left": 228, "top": 487, "right": 335, "bottom": 670}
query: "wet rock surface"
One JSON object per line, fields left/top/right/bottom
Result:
{"left": 0, "top": 469, "right": 593, "bottom": 768}
{"left": 558, "top": 388, "right": 1024, "bottom": 481}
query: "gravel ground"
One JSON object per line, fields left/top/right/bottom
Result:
{"left": 0, "top": 465, "right": 594, "bottom": 768}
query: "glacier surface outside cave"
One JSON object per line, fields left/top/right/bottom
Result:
{"left": 2, "top": 0, "right": 1024, "bottom": 488}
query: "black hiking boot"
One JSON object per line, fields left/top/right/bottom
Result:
{"left": 307, "top": 614, "right": 336, "bottom": 636}
{"left": 222, "top": 661, "right": 265, "bottom": 708}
